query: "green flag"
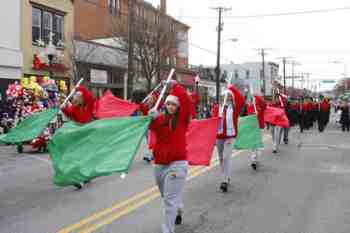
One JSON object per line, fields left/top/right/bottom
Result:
{"left": 0, "top": 108, "right": 59, "bottom": 144}
{"left": 233, "top": 115, "right": 263, "bottom": 150}
{"left": 48, "top": 116, "right": 151, "bottom": 186}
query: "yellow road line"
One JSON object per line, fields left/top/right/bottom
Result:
{"left": 79, "top": 192, "right": 161, "bottom": 233}
{"left": 57, "top": 166, "right": 202, "bottom": 233}
{"left": 59, "top": 135, "right": 270, "bottom": 233}
{"left": 77, "top": 151, "right": 245, "bottom": 233}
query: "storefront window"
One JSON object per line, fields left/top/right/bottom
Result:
{"left": 32, "top": 8, "right": 41, "bottom": 43}
{"left": 32, "top": 7, "right": 65, "bottom": 46}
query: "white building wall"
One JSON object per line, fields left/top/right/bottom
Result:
{"left": 0, "top": 0, "right": 23, "bottom": 80}
{"left": 221, "top": 62, "right": 279, "bottom": 96}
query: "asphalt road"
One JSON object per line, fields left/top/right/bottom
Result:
{"left": 1, "top": 120, "right": 350, "bottom": 233}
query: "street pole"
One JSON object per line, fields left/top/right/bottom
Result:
{"left": 262, "top": 49, "right": 266, "bottom": 96}
{"left": 255, "top": 48, "right": 271, "bottom": 96}
{"left": 211, "top": 6, "right": 231, "bottom": 104}
{"left": 283, "top": 58, "right": 286, "bottom": 94}
{"left": 127, "top": 0, "right": 135, "bottom": 99}
{"left": 292, "top": 61, "right": 295, "bottom": 89}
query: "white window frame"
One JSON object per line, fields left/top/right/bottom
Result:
{"left": 32, "top": 8, "right": 42, "bottom": 44}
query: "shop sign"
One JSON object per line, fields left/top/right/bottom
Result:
{"left": 91, "top": 69, "right": 108, "bottom": 84}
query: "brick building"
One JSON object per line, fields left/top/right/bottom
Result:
{"left": 74, "top": 0, "right": 193, "bottom": 95}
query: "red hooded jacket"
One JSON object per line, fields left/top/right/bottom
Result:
{"left": 62, "top": 85, "right": 95, "bottom": 124}
{"left": 214, "top": 85, "right": 245, "bottom": 139}
{"left": 247, "top": 95, "right": 266, "bottom": 129}
{"left": 149, "top": 84, "right": 192, "bottom": 165}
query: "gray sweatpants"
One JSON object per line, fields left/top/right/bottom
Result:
{"left": 271, "top": 125, "right": 283, "bottom": 151}
{"left": 250, "top": 149, "right": 259, "bottom": 163}
{"left": 216, "top": 138, "right": 234, "bottom": 183}
{"left": 154, "top": 161, "right": 188, "bottom": 233}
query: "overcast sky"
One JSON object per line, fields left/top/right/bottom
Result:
{"left": 147, "top": 0, "right": 350, "bottom": 90}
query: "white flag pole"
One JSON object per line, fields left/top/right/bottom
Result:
{"left": 249, "top": 81, "right": 257, "bottom": 113}
{"left": 153, "top": 68, "right": 175, "bottom": 110}
{"left": 60, "top": 78, "right": 84, "bottom": 108}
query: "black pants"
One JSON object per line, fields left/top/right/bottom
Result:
{"left": 342, "top": 122, "right": 350, "bottom": 132}
{"left": 283, "top": 128, "right": 289, "bottom": 143}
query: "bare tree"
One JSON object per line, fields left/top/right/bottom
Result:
{"left": 110, "top": 11, "right": 180, "bottom": 92}
{"left": 67, "top": 36, "right": 99, "bottom": 83}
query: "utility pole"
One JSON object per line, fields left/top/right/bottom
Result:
{"left": 276, "top": 56, "right": 293, "bottom": 94}
{"left": 283, "top": 58, "right": 286, "bottom": 94}
{"left": 211, "top": 6, "right": 231, "bottom": 104}
{"left": 291, "top": 61, "right": 301, "bottom": 89}
{"left": 255, "top": 49, "right": 269, "bottom": 96}
{"left": 127, "top": 0, "right": 135, "bottom": 99}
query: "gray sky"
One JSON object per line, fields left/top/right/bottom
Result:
{"left": 147, "top": 0, "right": 350, "bottom": 90}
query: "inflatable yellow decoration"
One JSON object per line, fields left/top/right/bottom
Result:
{"left": 59, "top": 80, "right": 68, "bottom": 92}
{"left": 21, "top": 77, "right": 30, "bottom": 89}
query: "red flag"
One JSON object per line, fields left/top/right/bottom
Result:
{"left": 187, "top": 118, "right": 219, "bottom": 166}
{"left": 264, "top": 106, "right": 290, "bottom": 128}
{"left": 149, "top": 117, "right": 219, "bottom": 166}
{"left": 94, "top": 90, "right": 139, "bottom": 119}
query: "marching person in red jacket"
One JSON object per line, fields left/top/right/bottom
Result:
{"left": 148, "top": 80, "right": 192, "bottom": 233}
{"left": 270, "top": 94, "right": 284, "bottom": 153}
{"left": 61, "top": 85, "right": 95, "bottom": 189}
{"left": 213, "top": 85, "right": 245, "bottom": 192}
{"left": 61, "top": 85, "right": 95, "bottom": 124}
{"left": 246, "top": 95, "right": 266, "bottom": 170}
{"left": 317, "top": 95, "right": 331, "bottom": 132}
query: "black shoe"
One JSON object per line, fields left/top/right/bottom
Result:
{"left": 273, "top": 150, "right": 277, "bottom": 154}
{"left": 175, "top": 214, "right": 182, "bottom": 225}
{"left": 143, "top": 157, "right": 152, "bottom": 163}
{"left": 284, "top": 140, "right": 288, "bottom": 145}
{"left": 220, "top": 182, "right": 228, "bottom": 193}
{"left": 73, "top": 183, "right": 83, "bottom": 190}
{"left": 251, "top": 163, "right": 257, "bottom": 171}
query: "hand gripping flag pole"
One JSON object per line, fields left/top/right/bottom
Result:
{"left": 60, "top": 78, "right": 84, "bottom": 109}
{"left": 153, "top": 68, "right": 175, "bottom": 110}
{"left": 249, "top": 81, "right": 257, "bottom": 114}
{"left": 141, "top": 82, "right": 162, "bottom": 104}
{"left": 220, "top": 73, "right": 233, "bottom": 117}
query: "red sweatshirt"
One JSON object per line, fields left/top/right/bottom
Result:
{"left": 320, "top": 99, "right": 330, "bottom": 112}
{"left": 150, "top": 84, "right": 192, "bottom": 165}
{"left": 62, "top": 85, "right": 95, "bottom": 124}
{"left": 215, "top": 85, "right": 245, "bottom": 139}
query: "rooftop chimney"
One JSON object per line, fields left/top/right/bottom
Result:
{"left": 160, "top": 0, "right": 166, "bottom": 14}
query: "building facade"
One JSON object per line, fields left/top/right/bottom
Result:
{"left": 21, "top": 0, "right": 74, "bottom": 86}
{"left": 221, "top": 62, "right": 279, "bottom": 96}
{"left": 74, "top": 0, "right": 191, "bottom": 94}
{"left": 0, "top": 0, "right": 23, "bottom": 105}
{"left": 73, "top": 39, "right": 128, "bottom": 98}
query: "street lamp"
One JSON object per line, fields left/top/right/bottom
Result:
{"left": 221, "top": 38, "right": 239, "bottom": 43}
{"left": 45, "top": 32, "right": 57, "bottom": 80}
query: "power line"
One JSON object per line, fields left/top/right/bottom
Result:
{"left": 174, "top": 6, "right": 350, "bottom": 20}
{"left": 189, "top": 43, "right": 233, "bottom": 64}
